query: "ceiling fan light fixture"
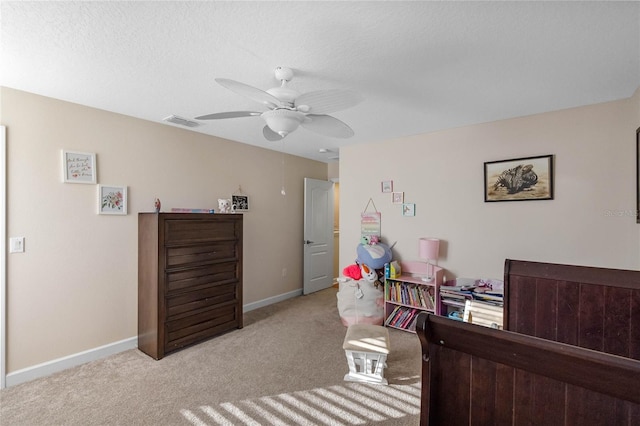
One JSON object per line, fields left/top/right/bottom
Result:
{"left": 262, "top": 109, "right": 305, "bottom": 137}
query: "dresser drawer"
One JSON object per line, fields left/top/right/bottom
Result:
{"left": 165, "top": 304, "right": 238, "bottom": 352}
{"left": 164, "top": 218, "right": 238, "bottom": 244}
{"left": 165, "top": 261, "right": 237, "bottom": 294}
{"left": 166, "top": 242, "right": 237, "bottom": 268}
{"left": 166, "top": 282, "right": 237, "bottom": 319}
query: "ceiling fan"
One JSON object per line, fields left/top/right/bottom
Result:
{"left": 195, "top": 67, "right": 363, "bottom": 141}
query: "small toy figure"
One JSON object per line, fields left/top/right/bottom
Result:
{"left": 154, "top": 198, "right": 161, "bottom": 213}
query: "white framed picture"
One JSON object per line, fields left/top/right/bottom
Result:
{"left": 392, "top": 192, "right": 404, "bottom": 204}
{"left": 381, "top": 180, "right": 393, "bottom": 193}
{"left": 62, "top": 150, "right": 96, "bottom": 184}
{"left": 402, "top": 203, "right": 415, "bottom": 217}
{"left": 98, "top": 185, "right": 127, "bottom": 215}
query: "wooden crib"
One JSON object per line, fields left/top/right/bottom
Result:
{"left": 416, "top": 259, "right": 640, "bottom": 425}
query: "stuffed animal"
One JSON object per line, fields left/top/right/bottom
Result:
{"left": 359, "top": 262, "right": 377, "bottom": 283}
{"left": 218, "top": 198, "right": 234, "bottom": 213}
{"left": 356, "top": 242, "right": 392, "bottom": 269}
{"left": 360, "top": 235, "right": 380, "bottom": 245}
{"left": 343, "top": 264, "right": 362, "bottom": 280}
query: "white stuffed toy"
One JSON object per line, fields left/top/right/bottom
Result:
{"left": 218, "top": 198, "right": 233, "bottom": 213}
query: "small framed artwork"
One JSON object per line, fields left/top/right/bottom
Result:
{"left": 484, "top": 154, "right": 554, "bottom": 202}
{"left": 232, "top": 194, "right": 249, "bottom": 212}
{"left": 381, "top": 180, "right": 393, "bottom": 193}
{"left": 392, "top": 192, "right": 404, "bottom": 204}
{"left": 62, "top": 150, "right": 96, "bottom": 184}
{"left": 98, "top": 185, "right": 127, "bottom": 215}
{"left": 402, "top": 203, "right": 415, "bottom": 217}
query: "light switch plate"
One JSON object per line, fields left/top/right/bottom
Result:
{"left": 10, "top": 237, "right": 24, "bottom": 253}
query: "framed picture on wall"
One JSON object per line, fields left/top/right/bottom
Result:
{"left": 484, "top": 154, "right": 554, "bottom": 202}
{"left": 402, "top": 203, "right": 415, "bottom": 216}
{"left": 62, "top": 150, "right": 96, "bottom": 184}
{"left": 98, "top": 185, "right": 127, "bottom": 215}
{"left": 232, "top": 194, "right": 249, "bottom": 212}
{"left": 392, "top": 192, "right": 404, "bottom": 204}
{"left": 381, "top": 180, "right": 393, "bottom": 193}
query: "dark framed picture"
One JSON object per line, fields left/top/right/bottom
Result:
{"left": 636, "top": 127, "right": 639, "bottom": 223}
{"left": 232, "top": 194, "right": 249, "bottom": 212}
{"left": 484, "top": 154, "right": 553, "bottom": 202}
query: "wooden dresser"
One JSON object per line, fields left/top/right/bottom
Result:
{"left": 138, "top": 213, "right": 243, "bottom": 359}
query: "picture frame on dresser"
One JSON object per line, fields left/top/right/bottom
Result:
{"left": 232, "top": 194, "right": 249, "bottom": 212}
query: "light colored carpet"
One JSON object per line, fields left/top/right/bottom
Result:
{"left": 0, "top": 287, "right": 422, "bottom": 425}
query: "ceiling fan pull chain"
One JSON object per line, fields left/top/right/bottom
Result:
{"left": 280, "top": 140, "right": 286, "bottom": 196}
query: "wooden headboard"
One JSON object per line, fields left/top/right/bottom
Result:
{"left": 416, "top": 313, "right": 640, "bottom": 425}
{"left": 503, "top": 259, "right": 640, "bottom": 360}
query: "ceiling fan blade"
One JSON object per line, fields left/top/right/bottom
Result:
{"left": 215, "top": 78, "right": 283, "bottom": 109}
{"left": 195, "top": 111, "right": 261, "bottom": 120}
{"left": 295, "top": 89, "right": 363, "bottom": 115}
{"left": 263, "top": 125, "right": 284, "bottom": 141}
{"left": 301, "top": 114, "right": 355, "bottom": 138}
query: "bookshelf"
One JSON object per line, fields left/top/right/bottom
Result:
{"left": 384, "top": 261, "right": 444, "bottom": 333}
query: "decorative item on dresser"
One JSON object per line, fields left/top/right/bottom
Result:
{"left": 384, "top": 261, "right": 443, "bottom": 332}
{"left": 138, "top": 213, "right": 243, "bottom": 360}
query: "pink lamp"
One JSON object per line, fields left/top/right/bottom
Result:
{"left": 419, "top": 238, "right": 440, "bottom": 282}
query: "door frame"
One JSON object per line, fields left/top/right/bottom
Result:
{"left": 1, "top": 126, "right": 7, "bottom": 388}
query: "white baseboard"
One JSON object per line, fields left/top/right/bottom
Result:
{"left": 5, "top": 336, "right": 138, "bottom": 387}
{"left": 242, "top": 288, "right": 302, "bottom": 312}
{"left": 5, "top": 290, "right": 302, "bottom": 387}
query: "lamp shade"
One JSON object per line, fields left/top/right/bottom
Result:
{"left": 419, "top": 238, "right": 440, "bottom": 261}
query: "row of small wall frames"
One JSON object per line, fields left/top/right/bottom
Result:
{"left": 62, "top": 150, "right": 127, "bottom": 215}
{"left": 381, "top": 180, "right": 415, "bottom": 216}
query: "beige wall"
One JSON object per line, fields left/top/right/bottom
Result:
{"left": 3, "top": 85, "right": 639, "bottom": 379}
{"left": 340, "top": 89, "right": 640, "bottom": 281}
{"left": 1, "top": 87, "right": 327, "bottom": 373}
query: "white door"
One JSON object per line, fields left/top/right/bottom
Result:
{"left": 303, "top": 178, "right": 334, "bottom": 295}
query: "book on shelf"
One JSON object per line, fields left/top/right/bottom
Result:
{"left": 399, "top": 308, "right": 418, "bottom": 329}
{"left": 390, "top": 309, "right": 405, "bottom": 327}
{"left": 385, "top": 305, "right": 402, "bottom": 326}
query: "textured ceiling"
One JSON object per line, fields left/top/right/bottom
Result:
{"left": 2, "top": 1, "right": 639, "bottom": 162}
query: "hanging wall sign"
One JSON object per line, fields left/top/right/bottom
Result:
{"left": 361, "top": 198, "right": 381, "bottom": 239}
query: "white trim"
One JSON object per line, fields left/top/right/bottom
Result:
{"left": 1, "top": 126, "right": 6, "bottom": 389}
{"left": 242, "top": 289, "right": 302, "bottom": 313}
{"left": 5, "top": 336, "right": 137, "bottom": 387}
{"left": 3, "top": 289, "right": 303, "bottom": 387}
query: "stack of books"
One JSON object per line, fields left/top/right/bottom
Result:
{"left": 440, "top": 278, "right": 504, "bottom": 320}
{"left": 439, "top": 284, "right": 474, "bottom": 309}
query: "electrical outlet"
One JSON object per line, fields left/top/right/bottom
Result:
{"left": 10, "top": 237, "right": 25, "bottom": 253}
